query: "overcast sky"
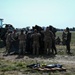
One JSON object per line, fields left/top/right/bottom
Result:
{"left": 0, "top": 0, "right": 75, "bottom": 28}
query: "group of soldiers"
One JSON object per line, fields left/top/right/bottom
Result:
{"left": 5, "top": 25, "right": 58, "bottom": 56}
{"left": 5, "top": 25, "right": 71, "bottom": 56}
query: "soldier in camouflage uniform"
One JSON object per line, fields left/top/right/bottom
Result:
{"left": 31, "top": 29, "right": 41, "bottom": 55}
{"left": 5, "top": 30, "right": 12, "bottom": 55}
{"left": 49, "top": 26, "right": 57, "bottom": 54}
{"left": 65, "top": 27, "right": 71, "bottom": 54}
{"left": 11, "top": 30, "right": 19, "bottom": 53}
{"left": 44, "top": 27, "right": 54, "bottom": 54}
{"left": 18, "top": 29, "right": 26, "bottom": 55}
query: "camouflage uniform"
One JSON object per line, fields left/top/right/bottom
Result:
{"left": 44, "top": 27, "right": 54, "bottom": 54}
{"left": 11, "top": 30, "right": 19, "bottom": 53}
{"left": 5, "top": 31, "right": 12, "bottom": 54}
{"left": 66, "top": 27, "right": 71, "bottom": 54}
{"left": 31, "top": 29, "right": 41, "bottom": 55}
{"left": 62, "top": 30, "right": 67, "bottom": 45}
{"left": 18, "top": 30, "right": 26, "bottom": 55}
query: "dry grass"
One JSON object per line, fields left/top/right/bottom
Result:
{"left": 0, "top": 31, "right": 75, "bottom": 75}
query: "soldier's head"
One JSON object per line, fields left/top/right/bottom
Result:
{"left": 66, "top": 27, "right": 69, "bottom": 32}
{"left": 46, "top": 27, "right": 49, "bottom": 31}
{"left": 49, "top": 25, "right": 53, "bottom": 31}
{"left": 34, "top": 29, "right": 37, "bottom": 33}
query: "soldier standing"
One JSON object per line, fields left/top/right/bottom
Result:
{"left": 44, "top": 27, "right": 54, "bottom": 54}
{"left": 18, "top": 29, "right": 26, "bottom": 55}
{"left": 5, "top": 30, "right": 12, "bottom": 55}
{"left": 49, "top": 26, "right": 57, "bottom": 54}
{"left": 31, "top": 29, "right": 41, "bottom": 55}
{"left": 66, "top": 27, "right": 71, "bottom": 54}
{"left": 26, "top": 30, "right": 33, "bottom": 54}
{"left": 11, "top": 30, "right": 19, "bottom": 53}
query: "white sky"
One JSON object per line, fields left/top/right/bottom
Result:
{"left": 0, "top": 0, "right": 75, "bottom": 28}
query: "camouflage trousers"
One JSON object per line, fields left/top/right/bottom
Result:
{"left": 6, "top": 41, "right": 11, "bottom": 54}
{"left": 19, "top": 41, "right": 26, "bottom": 55}
{"left": 44, "top": 40, "right": 52, "bottom": 54}
{"left": 33, "top": 41, "right": 39, "bottom": 55}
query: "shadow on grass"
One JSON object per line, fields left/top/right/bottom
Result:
{"left": 15, "top": 55, "right": 24, "bottom": 59}
{"left": 25, "top": 53, "right": 56, "bottom": 59}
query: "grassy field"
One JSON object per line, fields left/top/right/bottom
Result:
{"left": 56, "top": 31, "right": 75, "bottom": 45}
{"left": 0, "top": 31, "right": 75, "bottom": 75}
{"left": 56, "top": 31, "right": 75, "bottom": 55}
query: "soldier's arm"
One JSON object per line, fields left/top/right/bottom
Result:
{"left": 69, "top": 33, "right": 71, "bottom": 42}
{"left": 50, "top": 31, "right": 55, "bottom": 39}
{"left": 11, "top": 33, "right": 15, "bottom": 41}
{"left": 9, "top": 33, "right": 13, "bottom": 42}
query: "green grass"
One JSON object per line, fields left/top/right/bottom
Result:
{"left": 0, "top": 56, "right": 75, "bottom": 74}
{"left": 56, "top": 31, "right": 75, "bottom": 45}
{"left": 0, "top": 31, "right": 75, "bottom": 75}
{"left": 56, "top": 31, "right": 75, "bottom": 55}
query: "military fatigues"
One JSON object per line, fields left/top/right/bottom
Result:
{"left": 5, "top": 31, "right": 12, "bottom": 54}
{"left": 52, "top": 37, "right": 57, "bottom": 54}
{"left": 26, "top": 31, "right": 33, "bottom": 54}
{"left": 11, "top": 30, "right": 19, "bottom": 53}
{"left": 44, "top": 28, "right": 54, "bottom": 54}
{"left": 31, "top": 31, "right": 41, "bottom": 55}
{"left": 62, "top": 30, "right": 67, "bottom": 45}
{"left": 18, "top": 31, "right": 26, "bottom": 55}
{"left": 66, "top": 28, "right": 71, "bottom": 54}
